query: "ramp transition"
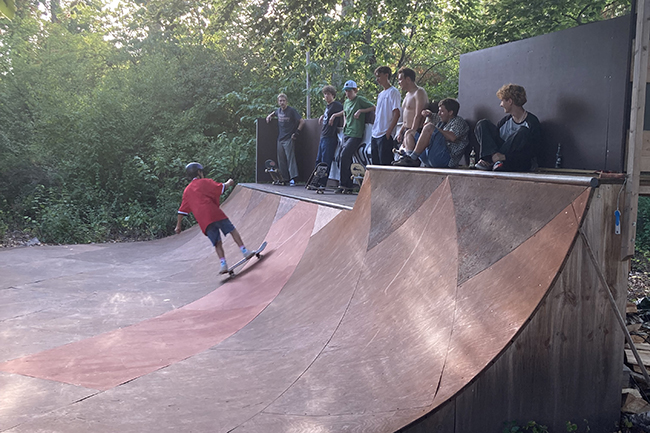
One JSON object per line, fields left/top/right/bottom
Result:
{"left": 0, "top": 168, "right": 626, "bottom": 432}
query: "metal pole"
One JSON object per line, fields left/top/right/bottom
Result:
{"left": 579, "top": 230, "right": 650, "bottom": 386}
{"left": 306, "top": 50, "right": 311, "bottom": 119}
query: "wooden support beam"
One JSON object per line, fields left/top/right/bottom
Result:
{"left": 623, "top": 0, "right": 650, "bottom": 259}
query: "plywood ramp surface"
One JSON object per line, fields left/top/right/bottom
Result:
{"left": 0, "top": 169, "right": 620, "bottom": 433}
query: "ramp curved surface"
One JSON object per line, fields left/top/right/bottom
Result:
{"left": 0, "top": 168, "right": 613, "bottom": 433}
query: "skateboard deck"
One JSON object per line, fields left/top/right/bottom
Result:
{"left": 225, "top": 241, "right": 267, "bottom": 276}
{"left": 350, "top": 163, "right": 366, "bottom": 187}
{"left": 264, "top": 159, "right": 284, "bottom": 185}
{"left": 306, "top": 184, "right": 336, "bottom": 194}
{"left": 306, "top": 162, "right": 329, "bottom": 190}
{"left": 335, "top": 186, "right": 358, "bottom": 195}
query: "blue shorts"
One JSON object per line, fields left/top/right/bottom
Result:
{"left": 205, "top": 219, "right": 235, "bottom": 246}
{"left": 420, "top": 129, "right": 451, "bottom": 168}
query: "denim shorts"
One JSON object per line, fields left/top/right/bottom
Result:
{"left": 205, "top": 219, "right": 235, "bottom": 246}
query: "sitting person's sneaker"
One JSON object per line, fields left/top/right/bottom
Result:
{"left": 219, "top": 262, "right": 229, "bottom": 274}
{"left": 393, "top": 155, "right": 421, "bottom": 167}
{"left": 474, "top": 159, "right": 492, "bottom": 171}
{"left": 492, "top": 160, "right": 505, "bottom": 171}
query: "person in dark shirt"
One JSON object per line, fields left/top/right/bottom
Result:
{"left": 266, "top": 93, "right": 305, "bottom": 185}
{"left": 474, "top": 84, "right": 541, "bottom": 172}
{"left": 312, "top": 85, "right": 344, "bottom": 187}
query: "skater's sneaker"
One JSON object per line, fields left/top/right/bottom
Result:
{"left": 243, "top": 250, "right": 255, "bottom": 260}
{"left": 289, "top": 179, "right": 295, "bottom": 186}
{"left": 219, "top": 262, "right": 229, "bottom": 274}
{"left": 392, "top": 155, "right": 421, "bottom": 167}
{"left": 474, "top": 159, "right": 492, "bottom": 171}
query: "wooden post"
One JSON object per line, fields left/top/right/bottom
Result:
{"left": 623, "top": 0, "right": 650, "bottom": 259}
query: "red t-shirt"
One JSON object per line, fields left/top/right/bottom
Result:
{"left": 178, "top": 178, "right": 228, "bottom": 233}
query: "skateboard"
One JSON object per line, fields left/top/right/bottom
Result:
{"left": 335, "top": 186, "right": 358, "bottom": 195}
{"left": 350, "top": 163, "right": 366, "bottom": 187}
{"left": 264, "top": 159, "right": 284, "bottom": 185}
{"left": 307, "top": 185, "right": 337, "bottom": 194}
{"left": 305, "top": 162, "right": 329, "bottom": 191}
{"left": 225, "top": 241, "right": 267, "bottom": 277}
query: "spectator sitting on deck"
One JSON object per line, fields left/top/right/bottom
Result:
{"left": 393, "top": 98, "right": 469, "bottom": 168}
{"left": 474, "top": 84, "right": 541, "bottom": 172}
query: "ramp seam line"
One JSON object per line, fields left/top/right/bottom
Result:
{"left": 231, "top": 244, "right": 368, "bottom": 429}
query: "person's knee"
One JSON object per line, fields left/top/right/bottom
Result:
{"left": 404, "top": 129, "right": 417, "bottom": 140}
{"left": 422, "top": 123, "right": 435, "bottom": 133}
{"left": 474, "top": 119, "right": 490, "bottom": 133}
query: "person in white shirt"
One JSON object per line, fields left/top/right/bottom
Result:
{"left": 370, "top": 66, "right": 401, "bottom": 165}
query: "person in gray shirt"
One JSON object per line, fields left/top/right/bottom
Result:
{"left": 266, "top": 93, "right": 304, "bottom": 185}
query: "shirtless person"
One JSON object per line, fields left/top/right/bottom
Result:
{"left": 395, "top": 68, "right": 428, "bottom": 156}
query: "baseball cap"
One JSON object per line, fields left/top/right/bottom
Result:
{"left": 343, "top": 80, "right": 358, "bottom": 90}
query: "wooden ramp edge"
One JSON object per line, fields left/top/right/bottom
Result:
{"left": 0, "top": 168, "right": 627, "bottom": 433}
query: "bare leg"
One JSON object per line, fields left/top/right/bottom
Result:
{"left": 403, "top": 129, "right": 418, "bottom": 151}
{"left": 229, "top": 229, "right": 245, "bottom": 248}
{"left": 413, "top": 123, "right": 435, "bottom": 155}
{"left": 215, "top": 240, "right": 225, "bottom": 258}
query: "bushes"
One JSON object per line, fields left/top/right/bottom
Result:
{"left": 634, "top": 197, "right": 650, "bottom": 272}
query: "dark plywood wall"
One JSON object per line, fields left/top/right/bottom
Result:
{"left": 256, "top": 118, "right": 321, "bottom": 183}
{"left": 458, "top": 15, "right": 632, "bottom": 172}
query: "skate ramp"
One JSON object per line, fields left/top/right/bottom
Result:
{"left": 0, "top": 168, "right": 622, "bottom": 432}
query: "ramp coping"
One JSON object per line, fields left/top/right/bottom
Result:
{"left": 240, "top": 183, "right": 354, "bottom": 210}
{"left": 368, "top": 165, "right": 603, "bottom": 187}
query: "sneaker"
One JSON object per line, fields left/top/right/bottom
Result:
{"left": 475, "top": 159, "right": 492, "bottom": 171}
{"left": 392, "top": 155, "right": 421, "bottom": 167}
{"left": 289, "top": 179, "right": 295, "bottom": 186}
{"left": 492, "top": 160, "right": 506, "bottom": 171}
{"left": 243, "top": 250, "right": 255, "bottom": 260}
{"left": 219, "top": 262, "right": 228, "bottom": 274}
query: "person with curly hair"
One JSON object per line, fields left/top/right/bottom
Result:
{"left": 474, "top": 84, "right": 542, "bottom": 172}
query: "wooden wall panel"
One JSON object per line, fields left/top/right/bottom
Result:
{"left": 458, "top": 16, "right": 632, "bottom": 172}
{"left": 403, "top": 184, "right": 627, "bottom": 432}
{"left": 255, "top": 118, "right": 320, "bottom": 183}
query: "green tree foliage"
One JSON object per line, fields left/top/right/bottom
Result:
{"left": 0, "top": 0, "right": 630, "bottom": 244}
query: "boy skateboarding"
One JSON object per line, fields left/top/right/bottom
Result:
{"left": 175, "top": 162, "right": 254, "bottom": 274}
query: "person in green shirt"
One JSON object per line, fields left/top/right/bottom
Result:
{"left": 329, "top": 79, "right": 375, "bottom": 191}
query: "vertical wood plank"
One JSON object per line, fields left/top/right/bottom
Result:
{"left": 623, "top": 0, "right": 650, "bottom": 259}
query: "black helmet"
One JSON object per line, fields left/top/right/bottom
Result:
{"left": 185, "top": 162, "right": 203, "bottom": 178}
